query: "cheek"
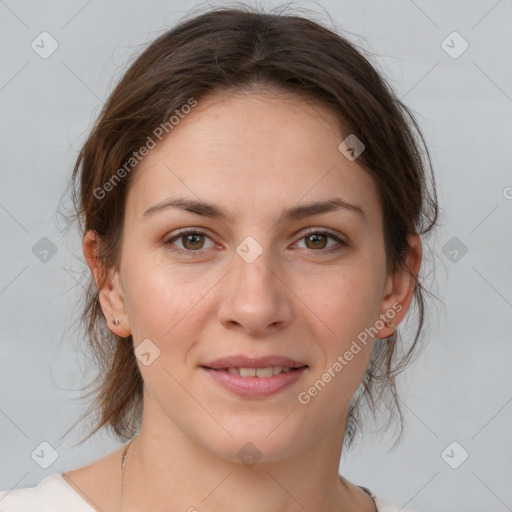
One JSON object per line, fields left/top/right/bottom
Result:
{"left": 311, "top": 267, "right": 382, "bottom": 342}
{"left": 121, "top": 253, "right": 215, "bottom": 346}
{"left": 317, "top": 266, "right": 385, "bottom": 387}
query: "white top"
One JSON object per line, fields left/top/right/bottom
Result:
{"left": 0, "top": 473, "right": 415, "bottom": 512}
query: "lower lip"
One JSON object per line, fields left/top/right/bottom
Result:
{"left": 202, "top": 367, "right": 307, "bottom": 398}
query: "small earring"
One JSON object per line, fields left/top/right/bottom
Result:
{"left": 113, "top": 318, "right": 120, "bottom": 326}
{"left": 385, "top": 320, "right": 394, "bottom": 328}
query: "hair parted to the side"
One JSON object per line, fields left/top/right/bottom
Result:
{"left": 63, "top": 3, "right": 440, "bottom": 451}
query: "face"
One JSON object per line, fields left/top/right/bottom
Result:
{"left": 88, "top": 88, "right": 418, "bottom": 462}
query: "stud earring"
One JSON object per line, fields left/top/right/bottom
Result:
{"left": 113, "top": 318, "right": 120, "bottom": 326}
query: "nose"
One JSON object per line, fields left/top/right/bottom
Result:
{"left": 216, "top": 241, "right": 293, "bottom": 337}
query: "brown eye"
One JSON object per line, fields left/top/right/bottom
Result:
{"left": 164, "top": 229, "right": 216, "bottom": 256}
{"left": 295, "top": 229, "right": 348, "bottom": 256}
{"left": 304, "top": 232, "right": 328, "bottom": 250}
{"left": 181, "top": 232, "right": 205, "bottom": 250}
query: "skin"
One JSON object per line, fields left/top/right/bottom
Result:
{"left": 64, "top": 88, "right": 421, "bottom": 512}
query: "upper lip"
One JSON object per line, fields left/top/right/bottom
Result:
{"left": 202, "top": 355, "right": 308, "bottom": 370}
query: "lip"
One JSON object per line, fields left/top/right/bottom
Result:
{"left": 200, "top": 355, "right": 308, "bottom": 399}
{"left": 202, "top": 366, "right": 308, "bottom": 398}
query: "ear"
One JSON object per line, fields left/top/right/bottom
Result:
{"left": 374, "top": 233, "right": 422, "bottom": 339}
{"left": 83, "top": 230, "right": 132, "bottom": 337}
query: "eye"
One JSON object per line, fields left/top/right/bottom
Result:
{"left": 163, "top": 229, "right": 216, "bottom": 256}
{"left": 294, "top": 229, "right": 348, "bottom": 255}
{"left": 163, "top": 227, "right": 348, "bottom": 258}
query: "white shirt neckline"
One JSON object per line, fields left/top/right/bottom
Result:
{"left": 0, "top": 472, "right": 411, "bottom": 512}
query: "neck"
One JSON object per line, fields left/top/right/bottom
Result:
{"left": 118, "top": 397, "right": 374, "bottom": 512}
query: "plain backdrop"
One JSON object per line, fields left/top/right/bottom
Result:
{"left": 1, "top": 1, "right": 511, "bottom": 511}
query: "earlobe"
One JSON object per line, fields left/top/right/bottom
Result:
{"left": 376, "top": 233, "right": 422, "bottom": 338}
{"left": 98, "top": 270, "right": 132, "bottom": 337}
{"left": 83, "top": 230, "right": 132, "bottom": 338}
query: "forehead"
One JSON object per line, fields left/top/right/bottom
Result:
{"left": 126, "top": 88, "right": 381, "bottom": 226}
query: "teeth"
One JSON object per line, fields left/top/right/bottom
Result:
{"left": 224, "top": 366, "right": 292, "bottom": 377}
{"left": 239, "top": 367, "right": 256, "bottom": 377}
{"left": 256, "top": 367, "right": 273, "bottom": 378}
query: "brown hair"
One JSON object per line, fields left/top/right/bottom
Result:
{"left": 65, "top": 4, "right": 439, "bottom": 451}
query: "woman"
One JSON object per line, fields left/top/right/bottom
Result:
{"left": 0, "top": 5, "right": 438, "bottom": 511}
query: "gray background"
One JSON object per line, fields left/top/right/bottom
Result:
{"left": 1, "top": 1, "right": 511, "bottom": 511}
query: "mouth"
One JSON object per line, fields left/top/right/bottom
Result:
{"left": 200, "top": 355, "right": 308, "bottom": 398}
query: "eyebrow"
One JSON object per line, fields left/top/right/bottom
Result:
{"left": 143, "top": 196, "right": 366, "bottom": 221}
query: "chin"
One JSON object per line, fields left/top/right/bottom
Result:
{"left": 196, "top": 421, "right": 307, "bottom": 465}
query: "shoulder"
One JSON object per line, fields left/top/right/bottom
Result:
{"left": 358, "top": 483, "right": 415, "bottom": 512}
{"left": 374, "top": 494, "right": 416, "bottom": 512}
{"left": 0, "top": 473, "right": 95, "bottom": 512}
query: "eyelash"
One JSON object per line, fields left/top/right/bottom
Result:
{"left": 163, "top": 227, "right": 349, "bottom": 258}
